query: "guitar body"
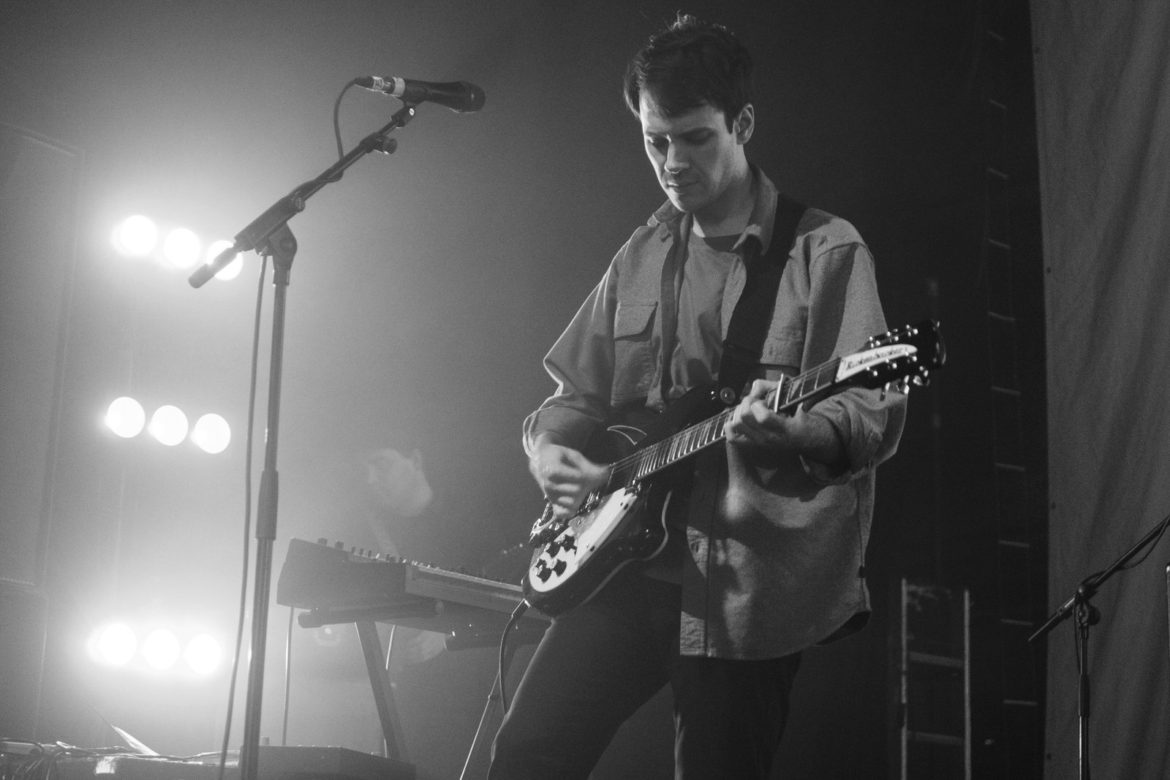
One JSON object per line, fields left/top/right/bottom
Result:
{"left": 524, "top": 483, "right": 670, "bottom": 616}
{"left": 521, "top": 321, "right": 946, "bottom": 617}
{"left": 523, "top": 387, "right": 723, "bottom": 616}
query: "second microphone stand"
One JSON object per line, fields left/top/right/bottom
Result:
{"left": 1029, "top": 514, "right": 1170, "bottom": 780}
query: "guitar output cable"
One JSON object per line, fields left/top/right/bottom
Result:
{"left": 497, "top": 600, "right": 530, "bottom": 713}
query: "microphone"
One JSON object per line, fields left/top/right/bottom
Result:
{"left": 356, "top": 76, "right": 485, "bottom": 113}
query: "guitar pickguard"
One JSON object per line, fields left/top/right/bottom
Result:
{"left": 525, "top": 485, "right": 670, "bottom": 615}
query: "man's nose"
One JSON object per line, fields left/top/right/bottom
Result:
{"left": 664, "top": 142, "right": 688, "bottom": 172}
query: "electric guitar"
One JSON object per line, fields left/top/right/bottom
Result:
{"left": 522, "top": 320, "right": 946, "bottom": 616}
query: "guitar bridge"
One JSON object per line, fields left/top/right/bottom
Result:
{"left": 527, "top": 487, "right": 612, "bottom": 547}
{"left": 528, "top": 503, "right": 567, "bottom": 546}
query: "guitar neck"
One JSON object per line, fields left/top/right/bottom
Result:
{"left": 605, "top": 356, "right": 844, "bottom": 491}
{"left": 773, "top": 356, "right": 845, "bottom": 412}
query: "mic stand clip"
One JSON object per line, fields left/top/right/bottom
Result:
{"left": 188, "top": 103, "right": 415, "bottom": 289}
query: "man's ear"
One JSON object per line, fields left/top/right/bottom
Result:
{"left": 734, "top": 104, "right": 755, "bottom": 144}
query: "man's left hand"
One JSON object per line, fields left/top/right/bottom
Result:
{"left": 724, "top": 379, "right": 844, "bottom": 467}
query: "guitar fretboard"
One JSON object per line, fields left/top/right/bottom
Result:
{"left": 604, "top": 355, "right": 844, "bottom": 492}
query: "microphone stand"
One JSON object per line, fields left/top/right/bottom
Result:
{"left": 188, "top": 103, "right": 417, "bottom": 780}
{"left": 1029, "top": 514, "right": 1170, "bottom": 780}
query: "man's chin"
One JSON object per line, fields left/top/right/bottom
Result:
{"left": 666, "top": 191, "right": 699, "bottom": 213}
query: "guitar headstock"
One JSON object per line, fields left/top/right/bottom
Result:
{"left": 838, "top": 320, "right": 946, "bottom": 394}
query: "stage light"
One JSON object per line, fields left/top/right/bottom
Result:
{"left": 88, "top": 623, "right": 138, "bottom": 667}
{"left": 85, "top": 618, "right": 227, "bottom": 682}
{"left": 190, "top": 413, "right": 231, "bottom": 454}
{"left": 111, "top": 215, "right": 159, "bottom": 257}
{"left": 183, "top": 634, "right": 223, "bottom": 676}
{"left": 105, "top": 396, "right": 146, "bottom": 438}
{"left": 205, "top": 239, "right": 243, "bottom": 281}
{"left": 141, "top": 629, "right": 182, "bottom": 671}
{"left": 148, "top": 405, "right": 189, "bottom": 446}
{"left": 162, "top": 227, "right": 202, "bottom": 269}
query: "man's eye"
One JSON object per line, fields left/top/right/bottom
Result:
{"left": 647, "top": 137, "right": 668, "bottom": 152}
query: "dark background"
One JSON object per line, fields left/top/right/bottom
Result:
{"left": 0, "top": 1, "right": 1047, "bottom": 778}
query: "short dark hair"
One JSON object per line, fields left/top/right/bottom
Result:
{"left": 623, "top": 14, "right": 753, "bottom": 131}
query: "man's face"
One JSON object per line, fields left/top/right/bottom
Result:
{"left": 638, "top": 91, "right": 750, "bottom": 220}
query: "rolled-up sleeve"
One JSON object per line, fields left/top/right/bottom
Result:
{"left": 799, "top": 231, "right": 907, "bottom": 481}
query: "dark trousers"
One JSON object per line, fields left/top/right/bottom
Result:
{"left": 489, "top": 570, "right": 801, "bottom": 779}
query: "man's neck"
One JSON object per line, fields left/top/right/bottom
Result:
{"left": 691, "top": 166, "right": 756, "bottom": 238}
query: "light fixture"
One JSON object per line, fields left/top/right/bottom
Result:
{"left": 105, "top": 396, "right": 146, "bottom": 438}
{"left": 141, "top": 629, "right": 182, "bottom": 671}
{"left": 111, "top": 215, "right": 159, "bottom": 258}
{"left": 183, "top": 634, "right": 223, "bottom": 676}
{"left": 148, "top": 405, "right": 189, "bottom": 446}
{"left": 88, "top": 622, "right": 138, "bottom": 667}
{"left": 190, "top": 413, "right": 231, "bottom": 454}
{"left": 204, "top": 239, "right": 243, "bottom": 281}
{"left": 162, "top": 227, "right": 202, "bottom": 269}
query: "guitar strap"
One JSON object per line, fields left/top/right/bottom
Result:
{"left": 716, "top": 193, "right": 807, "bottom": 403}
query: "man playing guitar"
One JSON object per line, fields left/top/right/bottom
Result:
{"left": 491, "top": 14, "right": 908, "bottom": 779}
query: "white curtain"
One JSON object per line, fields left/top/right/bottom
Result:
{"left": 1031, "top": 1, "right": 1170, "bottom": 777}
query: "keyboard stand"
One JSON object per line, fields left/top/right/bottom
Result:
{"left": 355, "top": 619, "right": 410, "bottom": 763}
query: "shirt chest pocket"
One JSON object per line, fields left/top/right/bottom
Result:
{"left": 611, "top": 301, "right": 658, "bottom": 404}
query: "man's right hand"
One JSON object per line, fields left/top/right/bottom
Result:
{"left": 528, "top": 435, "right": 610, "bottom": 519}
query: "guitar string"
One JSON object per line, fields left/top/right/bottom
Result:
{"left": 603, "top": 355, "right": 845, "bottom": 492}
{"left": 601, "top": 324, "right": 936, "bottom": 493}
{"left": 540, "top": 324, "right": 936, "bottom": 533}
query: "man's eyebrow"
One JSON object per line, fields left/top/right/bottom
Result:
{"left": 643, "top": 127, "right": 712, "bottom": 139}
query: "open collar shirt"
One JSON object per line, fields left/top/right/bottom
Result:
{"left": 523, "top": 168, "right": 906, "bottom": 659}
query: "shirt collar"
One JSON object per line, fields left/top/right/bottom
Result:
{"left": 741, "top": 165, "right": 778, "bottom": 255}
{"left": 648, "top": 165, "right": 779, "bottom": 254}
